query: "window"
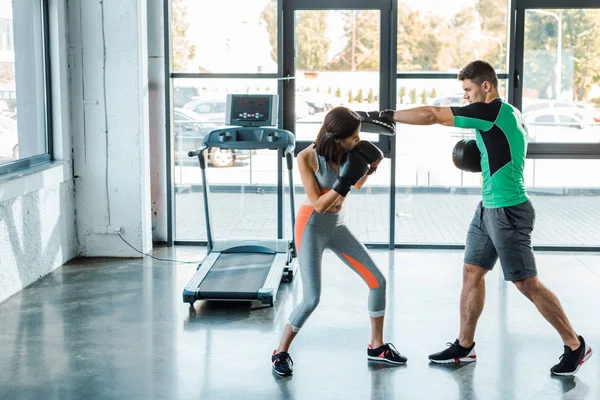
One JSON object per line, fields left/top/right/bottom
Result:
{"left": 0, "top": 0, "right": 51, "bottom": 175}
{"left": 534, "top": 115, "right": 554, "bottom": 123}
{"left": 397, "top": 0, "right": 510, "bottom": 73}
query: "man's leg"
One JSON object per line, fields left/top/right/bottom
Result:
{"left": 459, "top": 264, "right": 489, "bottom": 348}
{"left": 513, "top": 276, "right": 579, "bottom": 349}
{"left": 492, "top": 200, "right": 592, "bottom": 375}
{"left": 429, "top": 203, "right": 497, "bottom": 364}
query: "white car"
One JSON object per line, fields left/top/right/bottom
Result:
{"left": 0, "top": 114, "right": 18, "bottom": 162}
{"left": 524, "top": 108, "right": 600, "bottom": 142}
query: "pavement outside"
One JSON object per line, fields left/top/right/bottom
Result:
{"left": 175, "top": 189, "right": 600, "bottom": 247}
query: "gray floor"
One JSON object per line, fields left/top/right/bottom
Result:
{"left": 1, "top": 247, "right": 600, "bottom": 400}
{"left": 175, "top": 191, "right": 600, "bottom": 247}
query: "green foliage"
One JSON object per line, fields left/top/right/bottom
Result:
{"left": 295, "top": 11, "right": 330, "bottom": 70}
{"left": 327, "top": 10, "right": 380, "bottom": 72}
{"left": 397, "top": 9, "right": 443, "bottom": 71}
{"left": 421, "top": 89, "right": 428, "bottom": 104}
{"left": 259, "top": 0, "right": 278, "bottom": 66}
{"left": 409, "top": 89, "right": 417, "bottom": 104}
{"left": 348, "top": 89, "right": 353, "bottom": 103}
{"left": 368, "top": 88, "right": 375, "bottom": 103}
{"left": 171, "top": 0, "right": 196, "bottom": 71}
{"left": 358, "top": 89, "right": 364, "bottom": 103}
{"left": 430, "top": 87, "right": 437, "bottom": 98}
{"left": 328, "top": 87, "right": 332, "bottom": 94}
{"left": 336, "top": 87, "right": 342, "bottom": 98}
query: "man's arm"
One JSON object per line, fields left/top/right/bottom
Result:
{"left": 388, "top": 106, "right": 455, "bottom": 126}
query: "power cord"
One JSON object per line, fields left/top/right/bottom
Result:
{"left": 117, "top": 232, "right": 200, "bottom": 264}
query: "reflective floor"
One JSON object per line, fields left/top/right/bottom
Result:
{"left": 1, "top": 247, "right": 599, "bottom": 400}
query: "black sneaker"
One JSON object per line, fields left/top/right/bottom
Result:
{"left": 367, "top": 343, "right": 407, "bottom": 365}
{"left": 429, "top": 339, "right": 477, "bottom": 364}
{"left": 272, "top": 350, "right": 293, "bottom": 376}
{"left": 550, "top": 335, "right": 593, "bottom": 376}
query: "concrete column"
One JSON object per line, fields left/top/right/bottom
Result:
{"left": 147, "top": 0, "right": 168, "bottom": 243}
{"left": 70, "top": 0, "right": 152, "bottom": 256}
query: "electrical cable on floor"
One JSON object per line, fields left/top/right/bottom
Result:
{"left": 117, "top": 233, "right": 200, "bottom": 264}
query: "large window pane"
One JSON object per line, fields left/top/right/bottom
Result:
{"left": 171, "top": 0, "right": 277, "bottom": 74}
{"left": 397, "top": 0, "right": 509, "bottom": 73}
{"left": 523, "top": 9, "right": 600, "bottom": 143}
{"left": 292, "top": 9, "right": 389, "bottom": 244}
{"left": 173, "top": 79, "right": 279, "bottom": 241}
{"left": 0, "top": 0, "right": 47, "bottom": 167}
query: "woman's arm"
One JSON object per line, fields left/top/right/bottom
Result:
{"left": 298, "top": 150, "right": 341, "bottom": 214}
{"left": 353, "top": 174, "right": 369, "bottom": 189}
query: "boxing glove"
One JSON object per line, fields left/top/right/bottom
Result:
{"left": 356, "top": 140, "right": 384, "bottom": 175}
{"left": 332, "top": 150, "right": 370, "bottom": 197}
{"left": 452, "top": 139, "right": 482, "bottom": 173}
{"left": 355, "top": 110, "right": 396, "bottom": 135}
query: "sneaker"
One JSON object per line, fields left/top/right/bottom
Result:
{"left": 550, "top": 335, "right": 593, "bottom": 376}
{"left": 272, "top": 350, "right": 293, "bottom": 376}
{"left": 367, "top": 343, "right": 407, "bottom": 365}
{"left": 429, "top": 339, "right": 477, "bottom": 364}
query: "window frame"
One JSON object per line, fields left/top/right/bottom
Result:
{"left": 0, "top": 0, "right": 53, "bottom": 176}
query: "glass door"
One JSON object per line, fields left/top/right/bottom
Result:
{"left": 515, "top": 1, "right": 600, "bottom": 248}
{"left": 282, "top": 0, "right": 395, "bottom": 245}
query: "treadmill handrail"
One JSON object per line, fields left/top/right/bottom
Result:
{"left": 202, "top": 127, "right": 295, "bottom": 151}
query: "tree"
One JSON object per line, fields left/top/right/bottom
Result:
{"left": 397, "top": 7, "right": 444, "bottom": 71}
{"left": 260, "top": 0, "right": 278, "bottom": 65}
{"left": 171, "top": 0, "right": 196, "bottom": 72}
{"left": 524, "top": 9, "right": 600, "bottom": 101}
{"left": 328, "top": 10, "right": 380, "bottom": 71}
{"left": 295, "top": 11, "right": 330, "bottom": 70}
{"left": 476, "top": 0, "right": 508, "bottom": 70}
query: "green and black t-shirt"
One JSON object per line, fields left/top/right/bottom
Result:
{"left": 451, "top": 98, "right": 529, "bottom": 208}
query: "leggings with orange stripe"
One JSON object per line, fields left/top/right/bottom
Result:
{"left": 288, "top": 205, "right": 386, "bottom": 332}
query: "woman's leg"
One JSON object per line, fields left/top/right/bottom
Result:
{"left": 277, "top": 206, "right": 326, "bottom": 352}
{"left": 328, "top": 225, "right": 387, "bottom": 347}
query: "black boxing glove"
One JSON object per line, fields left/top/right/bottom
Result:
{"left": 355, "top": 140, "right": 384, "bottom": 175}
{"left": 332, "top": 150, "right": 370, "bottom": 196}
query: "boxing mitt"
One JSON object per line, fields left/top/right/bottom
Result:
{"left": 452, "top": 139, "right": 482, "bottom": 173}
{"left": 355, "top": 110, "right": 396, "bottom": 135}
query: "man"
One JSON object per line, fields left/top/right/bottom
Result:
{"left": 359, "top": 60, "right": 592, "bottom": 376}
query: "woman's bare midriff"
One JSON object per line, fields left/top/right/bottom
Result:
{"left": 301, "top": 195, "right": 345, "bottom": 213}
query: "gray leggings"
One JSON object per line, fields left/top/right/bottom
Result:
{"left": 288, "top": 205, "right": 386, "bottom": 332}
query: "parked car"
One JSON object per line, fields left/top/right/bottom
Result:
{"left": 0, "top": 114, "right": 18, "bottom": 162}
{"left": 174, "top": 106, "right": 252, "bottom": 168}
{"left": 183, "top": 99, "right": 227, "bottom": 123}
{"left": 174, "top": 86, "right": 203, "bottom": 108}
{"left": 431, "top": 94, "right": 467, "bottom": 107}
{"left": 523, "top": 108, "right": 600, "bottom": 142}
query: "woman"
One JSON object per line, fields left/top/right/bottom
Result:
{"left": 271, "top": 106, "right": 406, "bottom": 377}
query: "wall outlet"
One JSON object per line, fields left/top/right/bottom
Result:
{"left": 107, "top": 226, "right": 123, "bottom": 235}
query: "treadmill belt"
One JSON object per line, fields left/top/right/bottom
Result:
{"left": 198, "top": 253, "right": 275, "bottom": 299}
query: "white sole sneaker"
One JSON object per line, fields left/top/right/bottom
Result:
{"left": 429, "top": 347, "right": 477, "bottom": 364}
{"left": 552, "top": 345, "right": 593, "bottom": 376}
{"left": 367, "top": 355, "right": 407, "bottom": 365}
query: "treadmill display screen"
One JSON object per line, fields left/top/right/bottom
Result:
{"left": 226, "top": 94, "right": 278, "bottom": 127}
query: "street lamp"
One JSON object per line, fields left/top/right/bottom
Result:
{"left": 480, "top": 35, "right": 504, "bottom": 71}
{"left": 528, "top": 9, "right": 562, "bottom": 99}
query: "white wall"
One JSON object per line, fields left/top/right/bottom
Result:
{"left": 0, "top": 0, "right": 77, "bottom": 304}
{"left": 69, "top": 0, "right": 153, "bottom": 256}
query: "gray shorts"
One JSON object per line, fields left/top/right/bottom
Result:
{"left": 464, "top": 200, "right": 537, "bottom": 281}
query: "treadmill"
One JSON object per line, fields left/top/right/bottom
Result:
{"left": 183, "top": 94, "right": 297, "bottom": 307}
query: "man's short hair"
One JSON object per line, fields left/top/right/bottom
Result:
{"left": 458, "top": 60, "right": 498, "bottom": 88}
